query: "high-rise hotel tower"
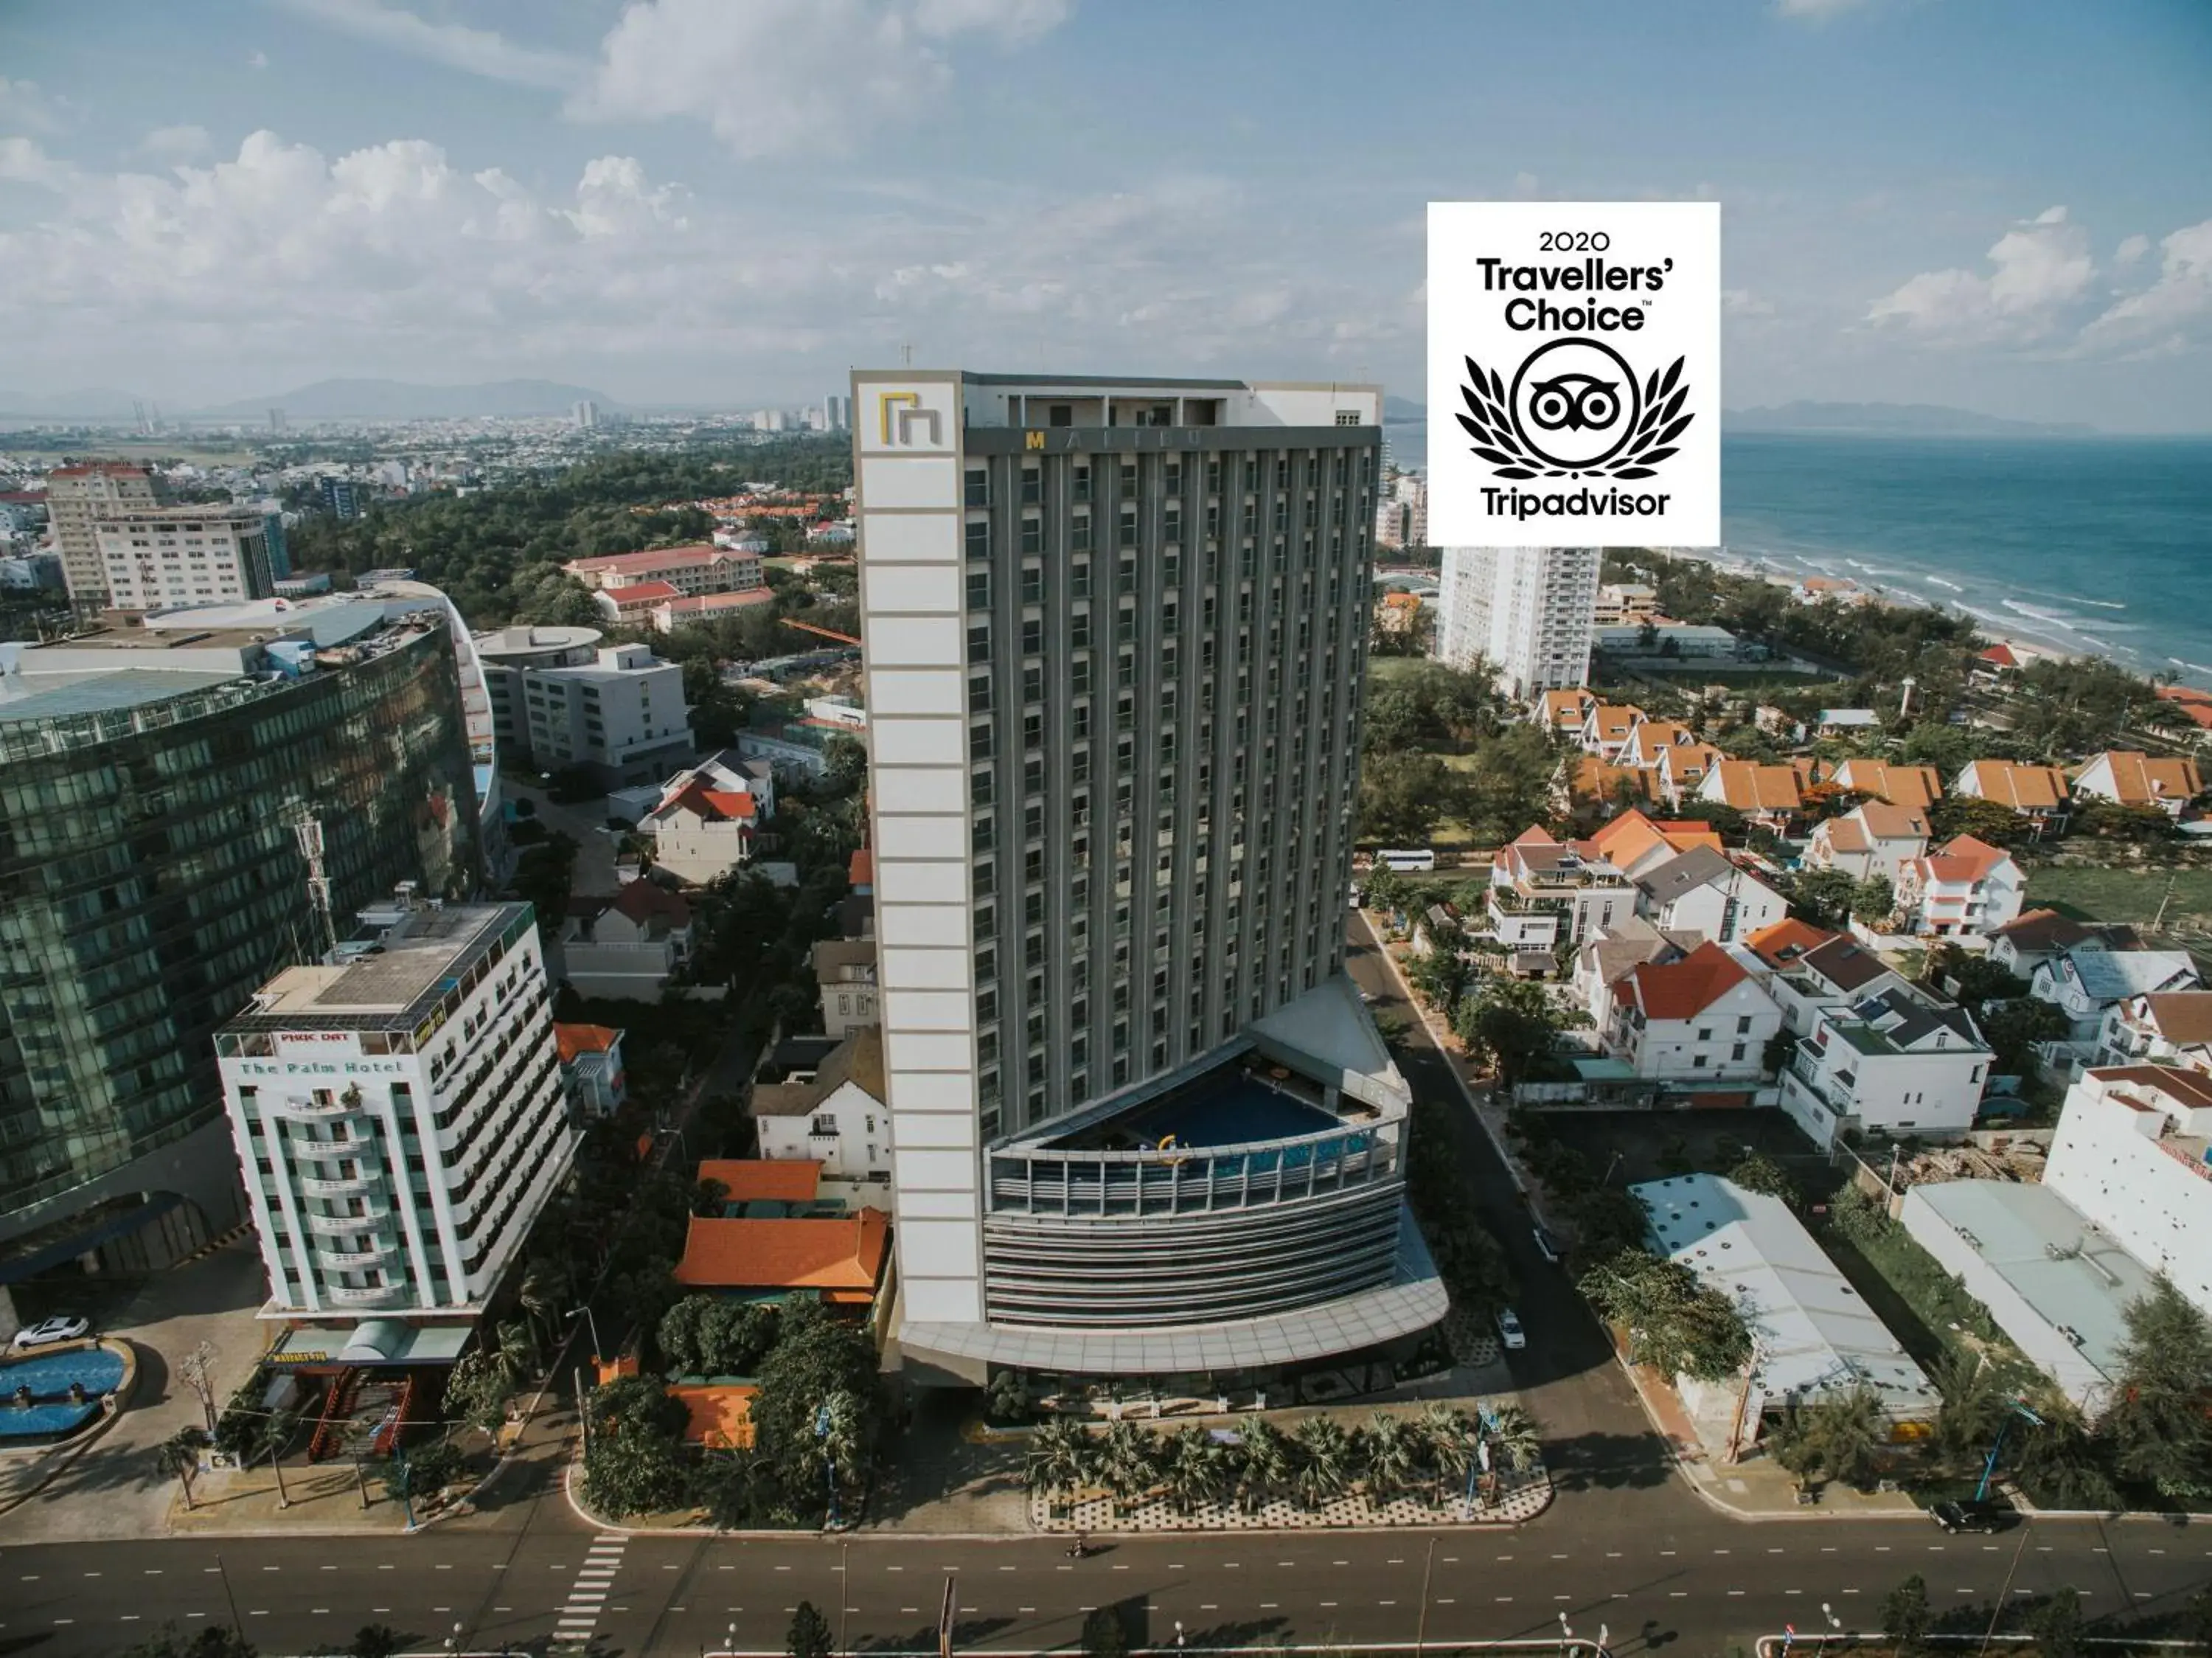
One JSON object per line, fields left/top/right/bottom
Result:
{"left": 852, "top": 372, "right": 1443, "bottom": 1387}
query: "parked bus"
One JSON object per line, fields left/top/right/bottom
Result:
{"left": 1375, "top": 847, "right": 1437, "bottom": 872}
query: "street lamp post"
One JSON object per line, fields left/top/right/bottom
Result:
{"left": 566, "top": 1305, "right": 604, "bottom": 1362}
{"left": 1558, "top": 1612, "right": 1573, "bottom": 1657}
{"left": 1414, "top": 1536, "right": 1436, "bottom": 1658}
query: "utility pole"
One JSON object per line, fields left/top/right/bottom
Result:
{"left": 840, "top": 1539, "right": 849, "bottom": 1656}
{"left": 215, "top": 1553, "right": 246, "bottom": 1633}
{"left": 1978, "top": 1516, "right": 2035, "bottom": 1655}
{"left": 1413, "top": 1536, "right": 1436, "bottom": 1658}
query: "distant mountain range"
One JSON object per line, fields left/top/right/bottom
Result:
{"left": 1723, "top": 400, "right": 2097, "bottom": 438}
{"left": 197, "top": 378, "right": 621, "bottom": 422}
{"left": 1377, "top": 396, "right": 2093, "bottom": 439}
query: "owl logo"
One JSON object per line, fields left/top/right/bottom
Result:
{"left": 1458, "top": 337, "right": 1693, "bottom": 480}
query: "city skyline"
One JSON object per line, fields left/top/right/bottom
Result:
{"left": 0, "top": 1, "right": 2207, "bottom": 430}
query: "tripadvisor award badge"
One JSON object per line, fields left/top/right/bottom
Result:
{"left": 1427, "top": 201, "right": 1719, "bottom": 547}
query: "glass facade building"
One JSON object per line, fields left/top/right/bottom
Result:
{"left": 0, "top": 619, "right": 480, "bottom": 1269}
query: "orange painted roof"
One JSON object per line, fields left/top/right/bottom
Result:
{"left": 1838, "top": 760, "right": 1944, "bottom": 810}
{"left": 1569, "top": 756, "right": 1659, "bottom": 802}
{"left": 555, "top": 1022, "right": 622, "bottom": 1063}
{"left": 672, "top": 1383, "right": 757, "bottom": 1449}
{"left": 567, "top": 542, "right": 741, "bottom": 575}
{"left": 1745, "top": 918, "right": 1840, "bottom": 969}
{"left": 659, "top": 589, "right": 773, "bottom": 613}
{"left": 1615, "top": 940, "right": 1751, "bottom": 1020}
{"left": 695, "top": 1159, "right": 823, "bottom": 1202}
{"left": 2081, "top": 751, "right": 2204, "bottom": 805}
{"left": 1961, "top": 760, "right": 2069, "bottom": 810}
{"left": 1919, "top": 833, "right": 2008, "bottom": 883}
{"left": 1856, "top": 799, "right": 1933, "bottom": 840}
{"left": 1711, "top": 760, "right": 1803, "bottom": 811}
{"left": 1587, "top": 704, "right": 1646, "bottom": 738}
{"left": 602, "top": 580, "right": 683, "bottom": 604}
{"left": 672, "top": 1209, "right": 891, "bottom": 1294}
{"left": 849, "top": 847, "right": 874, "bottom": 887}
{"left": 1540, "top": 689, "right": 1596, "bottom": 727}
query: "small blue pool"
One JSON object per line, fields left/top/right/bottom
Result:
{"left": 0, "top": 1347, "right": 125, "bottom": 1440}
{"left": 1053, "top": 1072, "right": 1340, "bottom": 1152}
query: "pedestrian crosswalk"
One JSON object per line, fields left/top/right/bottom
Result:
{"left": 553, "top": 1533, "right": 626, "bottom": 1652}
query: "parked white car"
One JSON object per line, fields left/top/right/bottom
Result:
{"left": 1494, "top": 1307, "right": 1527, "bottom": 1350}
{"left": 10, "top": 1315, "right": 91, "bottom": 1351}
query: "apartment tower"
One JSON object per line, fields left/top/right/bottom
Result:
{"left": 852, "top": 371, "right": 1439, "bottom": 1387}
{"left": 1434, "top": 545, "right": 1601, "bottom": 699}
{"left": 45, "top": 462, "right": 163, "bottom": 606}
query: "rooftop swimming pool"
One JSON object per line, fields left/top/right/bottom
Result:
{"left": 1049, "top": 1070, "right": 1343, "bottom": 1153}
{"left": 0, "top": 1345, "right": 125, "bottom": 1439}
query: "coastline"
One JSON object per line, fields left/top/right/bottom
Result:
{"left": 1674, "top": 542, "right": 2095, "bottom": 673}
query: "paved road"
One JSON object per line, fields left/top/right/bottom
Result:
{"left": 1342, "top": 920, "right": 1676, "bottom": 1516}
{"left": 4, "top": 1519, "right": 2206, "bottom": 1655}
{"left": 7, "top": 918, "right": 2203, "bottom": 1654}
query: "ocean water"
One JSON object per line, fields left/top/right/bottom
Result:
{"left": 1721, "top": 434, "right": 2212, "bottom": 689}
{"left": 1388, "top": 422, "right": 2212, "bottom": 688}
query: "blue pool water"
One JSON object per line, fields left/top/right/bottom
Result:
{"left": 0, "top": 1346, "right": 124, "bottom": 1439}
{"left": 1054, "top": 1074, "right": 1340, "bottom": 1152}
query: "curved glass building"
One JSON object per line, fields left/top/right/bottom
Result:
{"left": 0, "top": 601, "right": 481, "bottom": 1275}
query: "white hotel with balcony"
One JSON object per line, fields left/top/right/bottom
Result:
{"left": 217, "top": 896, "right": 574, "bottom": 1323}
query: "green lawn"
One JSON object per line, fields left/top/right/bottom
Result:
{"left": 2021, "top": 864, "right": 2212, "bottom": 936}
{"left": 1366, "top": 654, "right": 1433, "bottom": 684}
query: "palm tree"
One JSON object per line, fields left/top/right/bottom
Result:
{"left": 1362, "top": 1412, "right": 1422, "bottom": 1505}
{"left": 1231, "top": 1419, "right": 1292, "bottom": 1513}
{"left": 2011, "top": 1404, "right": 2121, "bottom": 1512}
{"left": 1812, "top": 1386, "right": 1889, "bottom": 1491}
{"left": 1025, "top": 1417, "right": 1093, "bottom": 1508}
{"left": 156, "top": 1426, "right": 211, "bottom": 1511}
{"left": 518, "top": 1257, "right": 573, "bottom": 1352}
{"left": 1097, "top": 1420, "right": 1157, "bottom": 1519}
{"left": 1932, "top": 1350, "right": 2008, "bottom": 1466}
{"left": 1161, "top": 1426, "right": 1227, "bottom": 1516}
{"left": 1418, "top": 1404, "right": 1476, "bottom": 1506}
{"left": 1484, "top": 1402, "right": 1543, "bottom": 1475}
{"left": 1290, "top": 1417, "right": 1353, "bottom": 1512}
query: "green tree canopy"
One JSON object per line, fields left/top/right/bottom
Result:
{"left": 1577, "top": 1249, "right": 1753, "bottom": 1381}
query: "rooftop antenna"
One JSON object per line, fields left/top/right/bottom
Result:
{"left": 901, "top": 343, "right": 914, "bottom": 369}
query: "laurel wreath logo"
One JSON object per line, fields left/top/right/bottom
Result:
{"left": 1456, "top": 352, "right": 1694, "bottom": 481}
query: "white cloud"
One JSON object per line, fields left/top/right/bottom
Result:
{"left": 248, "top": 50, "right": 271, "bottom": 69}
{"left": 136, "top": 125, "right": 214, "bottom": 165}
{"left": 1867, "top": 205, "right": 2096, "bottom": 345}
{"left": 2114, "top": 234, "right": 2152, "bottom": 267}
{"left": 1723, "top": 288, "right": 1775, "bottom": 318}
{"left": 0, "top": 78, "right": 71, "bottom": 136}
{"left": 570, "top": 0, "right": 1074, "bottom": 157}
{"left": 276, "top": 0, "right": 581, "bottom": 89}
{"left": 2081, "top": 218, "right": 2212, "bottom": 356}
{"left": 0, "top": 128, "right": 1396, "bottom": 400}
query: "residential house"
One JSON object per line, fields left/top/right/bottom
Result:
{"left": 1632, "top": 844, "right": 1789, "bottom": 945}
{"left": 2154, "top": 684, "right": 2212, "bottom": 738}
{"left": 1892, "top": 834, "right": 2026, "bottom": 937}
{"left": 1987, "top": 908, "right": 2135, "bottom": 982}
{"left": 1579, "top": 702, "right": 1648, "bottom": 761}
{"left": 1592, "top": 583, "right": 1660, "bottom": 627}
{"left": 1699, "top": 760, "right": 1804, "bottom": 833}
{"left": 1534, "top": 688, "right": 1596, "bottom": 735}
{"left": 748, "top": 1027, "right": 891, "bottom": 1189}
{"left": 1604, "top": 941, "right": 1783, "bottom": 1084}
{"left": 1655, "top": 740, "right": 1726, "bottom": 809}
{"left": 1617, "top": 718, "right": 1699, "bottom": 771}
{"left": 1755, "top": 704, "right": 1806, "bottom": 744}
{"left": 1375, "top": 589, "right": 1424, "bottom": 636}
{"left": 554, "top": 1022, "right": 627, "bottom": 1117}
{"left": 1572, "top": 917, "right": 1700, "bottom": 1027}
{"left": 813, "top": 937, "right": 880, "bottom": 1038}
{"left": 1485, "top": 828, "right": 1638, "bottom": 954}
{"left": 2092, "top": 991, "right": 2212, "bottom": 1076}
{"left": 642, "top": 776, "right": 759, "bottom": 885}
{"left": 2029, "top": 946, "right": 2202, "bottom": 1080}
{"left": 1970, "top": 642, "right": 2028, "bottom": 684}
{"left": 650, "top": 588, "right": 775, "bottom": 633}
{"left": 565, "top": 542, "right": 767, "bottom": 599}
{"left": 1804, "top": 801, "right": 1931, "bottom": 885}
{"left": 1563, "top": 754, "right": 1660, "bottom": 814}
{"left": 1829, "top": 759, "right": 1944, "bottom": 812}
{"left": 2072, "top": 751, "right": 2205, "bottom": 819}
{"left": 672, "top": 1207, "right": 892, "bottom": 1309}
{"left": 1746, "top": 928, "right": 1910, "bottom": 1038}
{"left": 1586, "top": 808, "right": 1724, "bottom": 880}
{"left": 560, "top": 881, "right": 695, "bottom": 1000}
{"left": 1777, "top": 981, "right": 1993, "bottom": 1147}
{"left": 1951, "top": 760, "right": 2072, "bottom": 833}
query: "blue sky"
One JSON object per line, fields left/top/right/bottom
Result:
{"left": 1, "top": 0, "right": 2208, "bottom": 429}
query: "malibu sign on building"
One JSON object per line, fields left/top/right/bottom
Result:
{"left": 1427, "top": 201, "right": 1721, "bottom": 547}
